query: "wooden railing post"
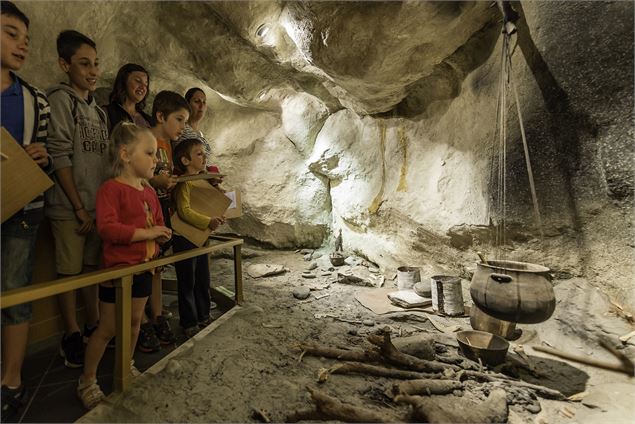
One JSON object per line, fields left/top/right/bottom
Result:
{"left": 233, "top": 244, "right": 243, "bottom": 304}
{"left": 0, "top": 236, "right": 243, "bottom": 395}
{"left": 113, "top": 275, "right": 133, "bottom": 392}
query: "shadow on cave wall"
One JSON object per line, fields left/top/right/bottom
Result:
{"left": 379, "top": 17, "right": 500, "bottom": 120}
{"left": 514, "top": 2, "right": 592, "bottom": 232}
{"left": 374, "top": 2, "right": 608, "bottom": 275}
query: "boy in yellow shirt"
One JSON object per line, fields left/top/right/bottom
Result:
{"left": 171, "top": 138, "right": 224, "bottom": 337}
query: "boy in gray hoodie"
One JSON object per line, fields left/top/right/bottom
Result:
{"left": 45, "top": 30, "right": 109, "bottom": 368}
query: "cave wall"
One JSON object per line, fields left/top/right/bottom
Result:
{"left": 15, "top": 1, "right": 633, "bottom": 302}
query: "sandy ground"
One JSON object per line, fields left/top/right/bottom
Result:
{"left": 80, "top": 246, "right": 635, "bottom": 423}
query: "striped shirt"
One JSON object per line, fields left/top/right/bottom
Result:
{"left": 177, "top": 125, "right": 214, "bottom": 167}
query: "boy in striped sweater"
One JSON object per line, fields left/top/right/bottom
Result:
{"left": 0, "top": 1, "right": 53, "bottom": 421}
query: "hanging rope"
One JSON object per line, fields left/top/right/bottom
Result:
{"left": 490, "top": 26, "right": 545, "bottom": 258}
{"left": 507, "top": 46, "right": 544, "bottom": 243}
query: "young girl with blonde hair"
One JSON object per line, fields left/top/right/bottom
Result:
{"left": 78, "top": 122, "right": 171, "bottom": 409}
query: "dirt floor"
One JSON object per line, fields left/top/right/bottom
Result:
{"left": 79, "top": 245, "right": 635, "bottom": 423}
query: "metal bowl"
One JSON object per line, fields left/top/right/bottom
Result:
{"left": 456, "top": 330, "right": 509, "bottom": 366}
{"left": 329, "top": 253, "right": 345, "bottom": 267}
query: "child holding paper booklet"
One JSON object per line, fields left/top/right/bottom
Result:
{"left": 1, "top": 2, "right": 53, "bottom": 419}
{"left": 171, "top": 138, "right": 225, "bottom": 338}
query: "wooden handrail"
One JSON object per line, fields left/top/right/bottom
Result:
{"left": 1, "top": 235, "right": 243, "bottom": 394}
{"left": 0, "top": 237, "right": 242, "bottom": 309}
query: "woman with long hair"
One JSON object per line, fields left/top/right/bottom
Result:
{"left": 104, "top": 63, "right": 152, "bottom": 131}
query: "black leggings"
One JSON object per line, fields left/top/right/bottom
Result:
{"left": 173, "top": 235, "right": 211, "bottom": 329}
{"left": 98, "top": 272, "right": 153, "bottom": 303}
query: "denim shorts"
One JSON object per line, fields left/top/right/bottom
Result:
{"left": 1, "top": 214, "right": 40, "bottom": 325}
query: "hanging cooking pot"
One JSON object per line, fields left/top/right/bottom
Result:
{"left": 470, "top": 260, "right": 555, "bottom": 324}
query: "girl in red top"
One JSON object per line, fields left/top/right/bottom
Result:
{"left": 78, "top": 122, "right": 171, "bottom": 409}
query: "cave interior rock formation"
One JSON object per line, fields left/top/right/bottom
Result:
{"left": 18, "top": 0, "right": 634, "bottom": 304}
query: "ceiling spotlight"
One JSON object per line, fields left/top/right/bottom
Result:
{"left": 256, "top": 24, "right": 269, "bottom": 38}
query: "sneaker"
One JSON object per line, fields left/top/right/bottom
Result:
{"left": 60, "top": 332, "right": 84, "bottom": 368}
{"left": 183, "top": 326, "right": 199, "bottom": 339}
{"left": 77, "top": 377, "right": 104, "bottom": 410}
{"left": 143, "top": 303, "right": 173, "bottom": 320}
{"left": 83, "top": 323, "right": 98, "bottom": 344}
{"left": 209, "top": 301, "right": 218, "bottom": 311}
{"left": 130, "top": 360, "right": 141, "bottom": 377}
{"left": 1, "top": 384, "right": 27, "bottom": 422}
{"left": 154, "top": 315, "right": 176, "bottom": 345}
{"left": 198, "top": 316, "right": 214, "bottom": 329}
{"left": 137, "top": 322, "right": 161, "bottom": 353}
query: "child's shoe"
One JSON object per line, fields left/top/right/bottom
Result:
{"left": 1, "top": 384, "right": 27, "bottom": 422}
{"left": 77, "top": 377, "right": 105, "bottom": 410}
{"left": 60, "top": 332, "right": 84, "bottom": 368}
{"left": 198, "top": 316, "right": 214, "bottom": 329}
{"left": 154, "top": 315, "right": 176, "bottom": 345}
{"left": 137, "top": 322, "right": 160, "bottom": 353}
{"left": 183, "top": 326, "right": 199, "bottom": 339}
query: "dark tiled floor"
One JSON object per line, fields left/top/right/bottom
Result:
{"left": 14, "top": 293, "right": 226, "bottom": 423}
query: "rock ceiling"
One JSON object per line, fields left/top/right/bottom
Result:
{"left": 158, "top": 1, "right": 499, "bottom": 115}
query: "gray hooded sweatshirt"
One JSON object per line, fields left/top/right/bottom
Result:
{"left": 45, "top": 83, "right": 110, "bottom": 219}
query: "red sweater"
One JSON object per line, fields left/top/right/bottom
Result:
{"left": 96, "top": 179, "right": 165, "bottom": 269}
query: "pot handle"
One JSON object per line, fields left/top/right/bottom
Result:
{"left": 490, "top": 273, "right": 513, "bottom": 283}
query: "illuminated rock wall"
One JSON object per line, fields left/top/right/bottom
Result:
{"left": 17, "top": 1, "right": 634, "bottom": 301}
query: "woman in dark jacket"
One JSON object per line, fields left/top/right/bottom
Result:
{"left": 104, "top": 63, "right": 152, "bottom": 131}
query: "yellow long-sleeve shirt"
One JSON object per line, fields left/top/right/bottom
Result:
{"left": 174, "top": 181, "right": 212, "bottom": 230}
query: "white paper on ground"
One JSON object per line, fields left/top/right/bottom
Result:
{"left": 225, "top": 191, "right": 237, "bottom": 209}
{"left": 387, "top": 289, "right": 433, "bottom": 308}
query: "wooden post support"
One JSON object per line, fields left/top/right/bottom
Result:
{"left": 233, "top": 244, "right": 243, "bottom": 304}
{"left": 114, "top": 275, "right": 133, "bottom": 392}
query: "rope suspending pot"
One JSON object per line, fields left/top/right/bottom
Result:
{"left": 470, "top": 4, "right": 555, "bottom": 325}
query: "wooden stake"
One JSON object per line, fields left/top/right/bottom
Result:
{"left": 367, "top": 327, "right": 459, "bottom": 373}
{"left": 329, "top": 362, "right": 442, "bottom": 380}
{"left": 307, "top": 386, "right": 401, "bottom": 423}
{"left": 396, "top": 388, "right": 508, "bottom": 423}
{"left": 533, "top": 345, "right": 634, "bottom": 377}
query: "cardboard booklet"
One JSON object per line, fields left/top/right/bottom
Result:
{"left": 170, "top": 180, "right": 234, "bottom": 247}
{"left": 1, "top": 128, "right": 54, "bottom": 223}
{"left": 175, "top": 173, "right": 224, "bottom": 183}
{"left": 174, "top": 173, "right": 242, "bottom": 219}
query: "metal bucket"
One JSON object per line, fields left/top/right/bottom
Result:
{"left": 431, "top": 275, "right": 464, "bottom": 316}
{"left": 397, "top": 266, "right": 421, "bottom": 290}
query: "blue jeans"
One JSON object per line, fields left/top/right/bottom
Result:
{"left": 1, "top": 214, "right": 40, "bottom": 325}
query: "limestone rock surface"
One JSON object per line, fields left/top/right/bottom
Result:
{"left": 16, "top": 1, "right": 634, "bottom": 303}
